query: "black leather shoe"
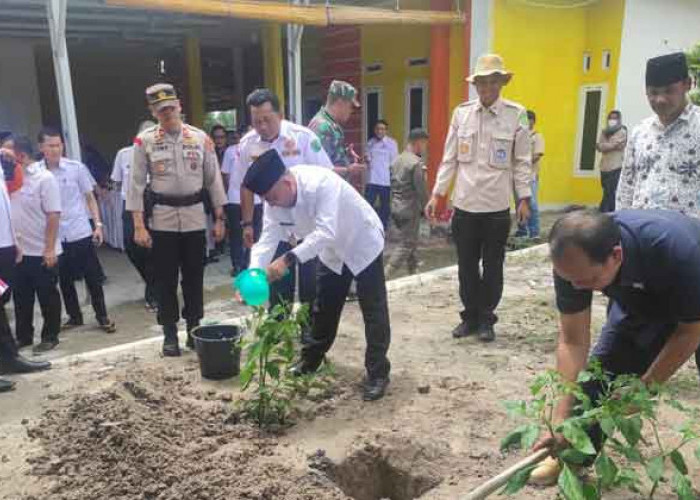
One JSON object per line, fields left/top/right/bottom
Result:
{"left": 0, "top": 379, "right": 15, "bottom": 393}
{"left": 162, "top": 324, "right": 181, "bottom": 357}
{"left": 363, "top": 377, "right": 390, "bottom": 401}
{"left": 452, "top": 322, "right": 478, "bottom": 339}
{"left": 478, "top": 324, "right": 495, "bottom": 342}
{"left": 0, "top": 355, "right": 51, "bottom": 375}
{"left": 98, "top": 317, "right": 117, "bottom": 334}
{"left": 33, "top": 341, "right": 59, "bottom": 353}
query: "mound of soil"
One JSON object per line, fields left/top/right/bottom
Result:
{"left": 22, "top": 367, "right": 350, "bottom": 500}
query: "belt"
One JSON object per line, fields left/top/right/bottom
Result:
{"left": 151, "top": 190, "right": 204, "bottom": 207}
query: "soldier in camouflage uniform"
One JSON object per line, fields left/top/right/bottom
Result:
{"left": 309, "top": 80, "right": 366, "bottom": 190}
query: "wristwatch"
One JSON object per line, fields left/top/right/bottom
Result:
{"left": 283, "top": 251, "right": 297, "bottom": 267}
{"left": 95, "top": 222, "right": 104, "bottom": 228}
{"left": 241, "top": 221, "right": 253, "bottom": 228}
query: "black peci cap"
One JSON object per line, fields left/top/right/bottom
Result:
{"left": 242, "top": 149, "right": 287, "bottom": 196}
{"left": 646, "top": 52, "right": 689, "bottom": 88}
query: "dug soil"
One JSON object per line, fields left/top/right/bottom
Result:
{"left": 2, "top": 247, "right": 699, "bottom": 499}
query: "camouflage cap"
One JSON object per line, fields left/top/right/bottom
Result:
{"left": 328, "top": 80, "right": 360, "bottom": 108}
{"left": 146, "top": 83, "right": 179, "bottom": 111}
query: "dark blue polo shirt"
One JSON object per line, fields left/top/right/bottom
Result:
{"left": 555, "top": 209, "right": 700, "bottom": 324}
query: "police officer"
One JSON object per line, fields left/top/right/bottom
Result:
{"left": 245, "top": 150, "right": 391, "bottom": 401}
{"left": 0, "top": 146, "right": 51, "bottom": 392}
{"left": 426, "top": 54, "right": 532, "bottom": 343}
{"left": 238, "top": 88, "right": 333, "bottom": 311}
{"left": 127, "top": 84, "right": 227, "bottom": 356}
{"left": 529, "top": 209, "right": 700, "bottom": 484}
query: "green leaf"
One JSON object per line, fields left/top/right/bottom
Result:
{"left": 520, "top": 424, "right": 540, "bottom": 451}
{"left": 576, "top": 370, "right": 594, "bottom": 384}
{"left": 558, "top": 463, "right": 586, "bottom": 500}
{"left": 499, "top": 464, "right": 535, "bottom": 496}
{"left": 560, "top": 449, "right": 590, "bottom": 465}
{"left": 266, "top": 361, "right": 280, "bottom": 379}
{"left": 239, "top": 363, "right": 256, "bottom": 389}
{"left": 595, "top": 451, "right": 618, "bottom": 489}
{"left": 581, "top": 483, "right": 598, "bottom": 500}
{"left": 670, "top": 450, "right": 688, "bottom": 475}
{"left": 500, "top": 426, "right": 525, "bottom": 452}
{"left": 600, "top": 416, "right": 616, "bottom": 439}
{"left": 645, "top": 455, "right": 665, "bottom": 483}
{"left": 614, "top": 467, "right": 640, "bottom": 489}
{"left": 562, "top": 421, "right": 596, "bottom": 455}
{"left": 617, "top": 415, "right": 642, "bottom": 447}
{"left": 673, "top": 470, "right": 696, "bottom": 500}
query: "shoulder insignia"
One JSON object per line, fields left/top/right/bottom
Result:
{"left": 311, "top": 139, "right": 322, "bottom": 153}
{"left": 133, "top": 137, "right": 143, "bottom": 146}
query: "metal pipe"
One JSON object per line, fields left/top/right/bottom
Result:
{"left": 105, "top": 0, "right": 464, "bottom": 26}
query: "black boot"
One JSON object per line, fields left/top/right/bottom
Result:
{"left": 363, "top": 377, "right": 390, "bottom": 401}
{"left": 186, "top": 320, "right": 200, "bottom": 350}
{"left": 162, "top": 324, "right": 181, "bottom": 357}
{"left": 289, "top": 357, "right": 322, "bottom": 377}
{"left": 0, "top": 378, "right": 15, "bottom": 393}
{"left": 0, "top": 354, "right": 51, "bottom": 375}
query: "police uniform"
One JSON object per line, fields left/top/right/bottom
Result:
{"left": 245, "top": 150, "right": 391, "bottom": 401}
{"left": 434, "top": 87, "right": 531, "bottom": 337}
{"left": 237, "top": 118, "right": 332, "bottom": 311}
{"left": 127, "top": 83, "right": 227, "bottom": 355}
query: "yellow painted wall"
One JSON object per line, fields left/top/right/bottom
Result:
{"left": 491, "top": 0, "right": 625, "bottom": 207}
{"left": 360, "top": 20, "right": 431, "bottom": 146}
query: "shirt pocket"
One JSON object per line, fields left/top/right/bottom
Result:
{"left": 457, "top": 130, "right": 476, "bottom": 163}
{"left": 489, "top": 132, "right": 513, "bottom": 169}
{"left": 149, "top": 150, "right": 174, "bottom": 177}
{"left": 183, "top": 149, "right": 203, "bottom": 173}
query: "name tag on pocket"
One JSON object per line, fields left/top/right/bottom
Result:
{"left": 494, "top": 148, "right": 508, "bottom": 164}
{"left": 459, "top": 141, "right": 471, "bottom": 156}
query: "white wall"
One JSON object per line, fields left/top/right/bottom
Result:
{"left": 616, "top": 0, "right": 700, "bottom": 128}
{"left": 0, "top": 38, "right": 43, "bottom": 139}
{"left": 470, "top": 0, "right": 493, "bottom": 79}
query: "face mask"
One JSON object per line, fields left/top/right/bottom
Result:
{"left": 608, "top": 119, "right": 619, "bottom": 128}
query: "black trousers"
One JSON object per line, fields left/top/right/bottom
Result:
{"left": 0, "top": 246, "right": 18, "bottom": 361}
{"left": 599, "top": 169, "right": 621, "bottom": 213}
{"left": 451, "top": 209, "right": 511, "bottom": 327}
{"left": 152, "top": 230, "right": 205, "bottom": 327}
{"left": 14, "top": 256, "right": 62, "bottom": 345}
{"left": 226, "top": 203, "right": 263, "bottom": 271}
{"left": 59, "top": 236, "right": 108, "bottom": 323}
{"left": 122, "top": 203, "right": 156, "bottom": 303}
{"left": 270, "top": 241, "right": 318, "bottom": 311}
{"left": 581, "top": 301, "right": 676, "bottom": 452}
{"left": 302, "top": 255, "right": 391, "bottom": 379}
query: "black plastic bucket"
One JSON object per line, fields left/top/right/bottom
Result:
{"left": 191, "top": 325, "right": 241, "bottom": 380}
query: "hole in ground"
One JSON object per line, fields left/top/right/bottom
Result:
{"left": 328, "top": 443, "right": 442, "bottom": 500}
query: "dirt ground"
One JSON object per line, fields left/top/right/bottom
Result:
{"left": 1, "top": 245, "right": 699, "bottom": 500}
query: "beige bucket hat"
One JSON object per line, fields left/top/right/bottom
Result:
{"left": 466, "top": 54, "right": 513, "bottom": 83}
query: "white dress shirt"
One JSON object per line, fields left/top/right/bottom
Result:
{"left": 237, "top": 119, "right": 333, "bottom": 199}
{"left": 10, "top": 163, "right": 62, "bottom": 257}
{"left": 366, "top": 136, "right": 398, "bottom": 187}
{"left": 0, "top": 174, "right": 15, "bottom": 249}
{"left": 221, "top": 144, "right": 259, "bottom": 205}
{"left": 46, "top": 158, "right": 96, "bottom": 243}
{"left": 250, "top": 165, "right": 384, "bottom": 276}
{"left": 110, "top": 146, "right": 133, "bottom": 201}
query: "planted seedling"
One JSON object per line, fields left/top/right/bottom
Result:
{"left": 237, "top": 304, "right": 334, "bottom": 427}
{"left": 500, "top": 360, "right": 700, "bottom": 499}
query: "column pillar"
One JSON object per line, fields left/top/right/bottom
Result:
{"left": 262, "top": 23, "right": 286, "bottom": 112}
{"left": 185, "top": 36, "right": 205, "bottom": 128}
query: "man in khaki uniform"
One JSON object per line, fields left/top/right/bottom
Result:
{"left": 426, "top": 54, "right": 532, "bottom": 342}
{"left": 386, "top": 128, "right": 429, "bottom": 277}
{"left": 127, "top": 83, "right": 227, "bottom": 357}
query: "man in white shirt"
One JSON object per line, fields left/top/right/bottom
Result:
{"left": 365, "top": 120, "right": 399, "bottom": 230}
{"left": 40, "top": 128, "right": 116, "bottom": 334}
{"left": 111, "top": 120, "right": 157, "bottom": 311}
{"left": 245, "top": 149, "right": 391, "bottom": 401}
{"left": 10, "top": 137, "right": 63, "bottom": 352}
{"left": 237, "top": 89, "right": 333, "bottom": 312}
{"left": 0, "top": 146, "right": 51, "bottom": 392}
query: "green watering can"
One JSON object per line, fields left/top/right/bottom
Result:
{"left": 233, "top": 268, "right": 270, "bottom": 306}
